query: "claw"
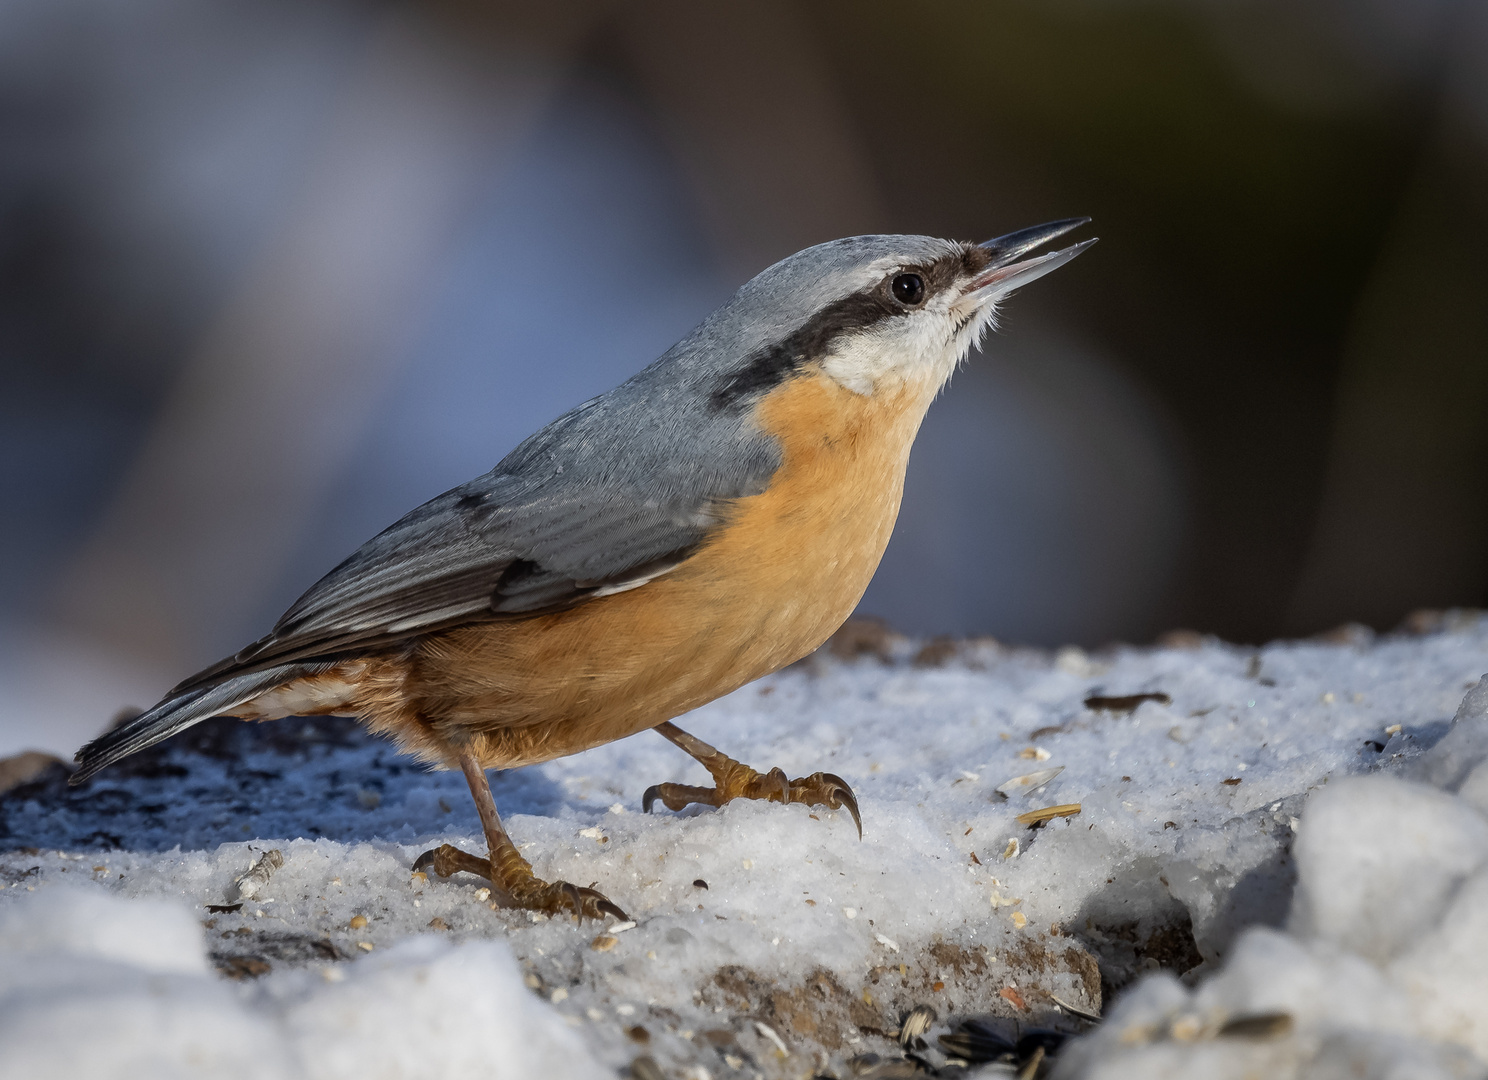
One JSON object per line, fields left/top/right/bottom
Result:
{"left": 502, "top": 878, "right": 628, "bottom": 923}
{"left": 596, "top": 896, "right": 629, "bottom": 921}
{"left": 815, "top": 772, "right": 862, "bottom": 839}
{"left": 546, "top": 880, "right": 630, "bottom": 922}
{"left": 784, "top": 771, "right": 861, "bottom": 839}
{"left": 641, "top": 784, "right": 660, "bottom": 814}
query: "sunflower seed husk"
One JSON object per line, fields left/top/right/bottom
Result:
{"left": 233, "top": 849, "right": 283, "bottom": 901}
{"left": 997, "top": 767, "right": 1065, "bottom": 800}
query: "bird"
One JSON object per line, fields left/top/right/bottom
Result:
{"left": 72, "top": 219, "right": 1095, "bottom": 921}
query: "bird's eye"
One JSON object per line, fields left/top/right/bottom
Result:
{"left": 891, "top": 273, "right": 925, "bottom": 306}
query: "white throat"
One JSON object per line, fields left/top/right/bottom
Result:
{"left": 819, "top": 293, "right": 1002, "bottom": 397}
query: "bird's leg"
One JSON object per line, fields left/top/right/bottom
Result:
{"left": 643, "top": 721, "right": 860, "bottom": 837}
{"left": 413, "top": 752, "right": 628, "bottom": 921}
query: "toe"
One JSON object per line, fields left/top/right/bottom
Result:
{"left": 760, "top": 766, "right": 790, "bottom": 803}
{"left": 642, "top": 782, "right": 720, "bottom": 814}
{"left": 414, "top": 844, "right": 494, "bottom": 879}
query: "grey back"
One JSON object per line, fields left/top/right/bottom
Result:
{"left": 173, "top": 234, "right": 965, "bottom": 690}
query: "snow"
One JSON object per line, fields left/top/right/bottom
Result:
{"left": 2, "top": 614, "right": 1487, "bottom": 1078}
{"left": 0, "top": 887, "right": 605, "bottom": 1080}
{"left": 1055, "top": 668, "right": 1488, "bottom": 1079}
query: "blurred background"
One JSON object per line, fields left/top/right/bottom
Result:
{"left": 2, "top": 0, "right": 1486, "bottom": 756}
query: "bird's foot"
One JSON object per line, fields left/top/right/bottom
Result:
{"left": 412, "top": 843, "right": 628, "bottom": 921}
{"left": 642, "top": 757, "right": 861, "bottom": 838}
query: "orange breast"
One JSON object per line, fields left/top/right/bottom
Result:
{"left": 356, "top": 368, "right": 940, "bottom": 769}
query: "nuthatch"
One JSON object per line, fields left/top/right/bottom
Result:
{"left": 74, "top": 219, "right": 1095, "bottom": 920}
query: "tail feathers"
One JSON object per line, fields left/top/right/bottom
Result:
{"left": 70, "top": 664, "right": 318, "bottom": 785}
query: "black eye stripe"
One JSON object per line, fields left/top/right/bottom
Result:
{"left": 710, "top": 291, "right": 899, "bottom": 409}
{"left": 708, "top": 243, "right": 992, "bottom": 411}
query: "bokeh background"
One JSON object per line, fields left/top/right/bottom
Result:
{"left": 2, "top": 0, "right": 1486, "bottom": 756}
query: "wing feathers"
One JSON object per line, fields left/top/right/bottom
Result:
{"left": 167, "top": 356, "right": 781, "bottom": 699}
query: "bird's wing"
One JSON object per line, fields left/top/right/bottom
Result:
{"left": 171, "top": 385, "right": 781, "bottom": 694}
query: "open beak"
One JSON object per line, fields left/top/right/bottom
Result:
{"left": 965, "top": 217, "right": 1096, "bottom": 300}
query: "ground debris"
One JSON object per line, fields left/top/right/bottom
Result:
{"left": 1083, "top": 692, "right": 1171, "bottom": 713}
{"left": 214, "top": 955, "right": 271, "bottom": 979}
{"left": 997, "top": 768, "right": 1065, "bottom": 800}
{"left": 1016, "top": 804, "right": 1081, "bottom": 827}
{"left": 823, "top": 617, "right": 904, "bottom": 664}
{"left": 896, "top": 1004, "right": 935, "bottom": 1048}
{"left": 1217, "top": 1012, "right": 1293, "bottom": 1040}
{"left": 232, "top": 849, "right": 283, "bottom": 901}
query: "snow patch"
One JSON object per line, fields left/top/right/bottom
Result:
{"left": 0, "top": 888, "right": 605, "bottom": 1080}
{"left": 1055, "top": 671, "right": 1488, "bottom": 1078}
{"left": 2, "top": 616, "right": 1487, "bottom": 1076}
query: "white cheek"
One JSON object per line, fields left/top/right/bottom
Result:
{"left": 818, "top": 309, "right": 964, "bottom": 395}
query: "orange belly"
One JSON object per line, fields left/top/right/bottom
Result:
{"left": 348, "top": 367, "right": 940, "bottom": 769}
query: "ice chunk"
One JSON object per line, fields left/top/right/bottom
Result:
{"left": 1049, "top": 929, "right": 1466, "bottom": 1080}
{"left": 1458, "top": 760, "right": 1488, "bottom": 816}
{"left": 1409, "top": 673, "right": 1488, "bottom": 792}
{"left": 0, "top": 886, "right": 605, "bottom": 1080}
{"left": 0, "top": 886, "right": 208, "bottom": 974}
{"left": 1163, "top": 799, "right": 1301, "bottom": 962}
{"left": 1288, "top": 775, "right": 1488, "bottom": 964}
{"left": 0, "top": 890, "right": 287, "bottom": 1080}
{"left": 1188, "top": 928, "right": 1405, "bottom": 1036}
{"left": 284, "top": 936, "right": 608, "bottom": 1080}
{"left": 1389, "top": 867, "right": 1488, "bottom": 1059}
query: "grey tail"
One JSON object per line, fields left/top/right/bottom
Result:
{"left": 70, "top": 664, "right": 319, "bottom": 785}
